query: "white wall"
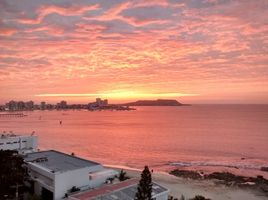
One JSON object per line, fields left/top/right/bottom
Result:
{"left": 54, "top": 165, "right": 103, "bottom": 200}
{"left": 154, "top": 191, "right": 169, "bottom": 200}
{"left": 0, "top": 135, "right": 38, "bottom": 153}
{"left": 27, "top": 162, "right": 55, "bottom": 196}
{"left": 89, "top": 169, "right": 118, "bottom": 187}
{"left": 26, "top": 159, "right": 117, "bottom": 200}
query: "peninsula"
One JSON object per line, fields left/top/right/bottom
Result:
{"left": 123, "top": 99, "right": 184, "bottom": 106}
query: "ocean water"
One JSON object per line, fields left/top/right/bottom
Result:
{"left": 1, "top": 105, "right": 268, "bottom": 174}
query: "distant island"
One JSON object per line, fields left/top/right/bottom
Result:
{"left": 122, "top": 99, "right": 187, "bottom": 106}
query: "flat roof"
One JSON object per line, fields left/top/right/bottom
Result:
{"left": 24, "top": 150, "right": 101, "bottom": 173}
{"left": 0, "top": 134, "right": 33, "bottom": 139}
{"left": 70, "top": 179, "right": 169, "bottom": 200}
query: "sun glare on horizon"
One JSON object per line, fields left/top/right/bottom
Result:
{"left": 35, "top": 91, "right": 199, "bottom": 100}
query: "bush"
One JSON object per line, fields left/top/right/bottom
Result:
{"left": 118, "top": 169, "right": 130, "bottom": 181}
{"left": 189, "top": 195, "right": 211, "bottom": 200}
{"left": 69, "top": 186, "right": 80, "bottom": 193}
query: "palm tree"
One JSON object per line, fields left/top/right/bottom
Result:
{"left": 118, "top": 169, "right": 129, "bottom": 181}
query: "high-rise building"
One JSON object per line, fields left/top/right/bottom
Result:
{"left": 96, "top": 98, "right": 101, "bottom": 106}
{"left": 6, "top": 100, "right": 18, "bottom": 111}
{"left": 103, "top": 99, "right": 108, "bottom": 106}
{"left": 40, "top": 101, "right": 46, "bottom": 110}
{"left": 25, "top": 101, "right": 34, "bottom": 110}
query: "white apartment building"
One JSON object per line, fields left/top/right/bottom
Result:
{"left": 24, "top": 150, "right": 118, "bottom": 200}
{"left": 0, "top": 133, "right": 38, "bottom": 154}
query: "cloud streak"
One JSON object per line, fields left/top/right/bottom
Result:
{"left": 0, "top": 0, "right": 267, "bottom": 103}
{"left": 35, "top": 92, "right": 199, "bottom": 100}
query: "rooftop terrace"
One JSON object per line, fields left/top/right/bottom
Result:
{"left": 24, "top": 150, "right": 101, "bottom": 173}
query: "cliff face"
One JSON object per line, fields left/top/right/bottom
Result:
{"left": 123, "top": 99, "right": 182, "bottom": 106}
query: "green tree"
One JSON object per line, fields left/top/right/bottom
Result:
{"left": 0, "top": 150, "right": 27, "bottom": 198}
{"left": 135, "top": 166, "right": 153, "bottom": 200}
{"left": 118, "top": 169, "right": 129, "bottom": 181}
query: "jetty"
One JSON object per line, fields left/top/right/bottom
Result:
{"left": 0, "top": 113, "right": 27, "bottom": 117}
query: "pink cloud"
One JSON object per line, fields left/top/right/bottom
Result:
{"left": 0, "top": 0, "right": 267, "bottom": 103}
{"left": 18, "top": 4, "right": 99, "bottom": 25}
{"left": 0, "top": 27, "right": 16, "bottom": 36}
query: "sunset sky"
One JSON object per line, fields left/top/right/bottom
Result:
{"left": 0, "top": 0, "right": 267, "bottom": 104}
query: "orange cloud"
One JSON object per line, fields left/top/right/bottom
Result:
{"left": 18, "top": 4, "right": 99, "bottom": 24}
{"left": 0, "top": 0, "right": 267, "bottom": 104}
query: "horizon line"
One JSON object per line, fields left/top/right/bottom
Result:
{"left": 35, "top": 92, "right": 199, "bottom": 98}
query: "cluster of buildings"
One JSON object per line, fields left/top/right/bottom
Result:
{"left": 1, "top": 100, "right": 85, "bottom": 111}
{"left": 1, "top": 100, "right": 35, "bottom": 111}
{"left": 1, "top": 100, "right": 59, "bottom": 111}
{"left": 0, "top": 98, "right": 134, "bottom": 112}
{"left": 88, "top": 98, "right": 108, "bottom": 109}
{"left": 0, "top": 133, "right": 169, "bottom": 200}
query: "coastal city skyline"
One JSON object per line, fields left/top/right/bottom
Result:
{"left": 0, "top": 0, "right": 267, "bottom": 104}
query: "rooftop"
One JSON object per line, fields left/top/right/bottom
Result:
{"left": 0, "top": 133, "right": 34, "bottom": 139}
{"left": 24, "top": 150, "right": 101, "bottom": 173}
{"left": 69, "top": 179, "right": 169, "bottom": 200}
{"left": 1, "top": 133, "right": 19, "bottom": 138}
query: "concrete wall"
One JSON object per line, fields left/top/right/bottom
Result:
{"left": 89, "top": 169, "right": 118, "bottom": 188}
{"left": 26, "top": 160, "right": 116, "bottom": 200}
{"left": 154, "top": 191, "right": 169, "bottom": 200}
{"left": 54, "top": 165, "right": 103, "bottom": 200}
{"left": 34, "top": 181, "right": 42, "bottom": 196}
{"left": 27, "top": 162, "right": 55, "bottom": 196}
{"left": 25, "top": 136, "right": 38, "bottom": 151}
{"left": 28, "top": 163, "right": 55, "bottom": 180}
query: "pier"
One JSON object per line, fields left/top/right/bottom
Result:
{"left": 0, "top": 113, "right": 27, "bottom": 117}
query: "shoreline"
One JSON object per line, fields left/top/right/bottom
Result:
{"left": 106, "top": 165, "right": 268, "bottom": 200}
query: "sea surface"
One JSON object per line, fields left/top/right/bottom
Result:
{"left": 1, "top": 105, "right": 268, "bottom": 174}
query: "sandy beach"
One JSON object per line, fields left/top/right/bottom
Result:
{"left": 107, "top": 166, "right": 267, "bottom": 200}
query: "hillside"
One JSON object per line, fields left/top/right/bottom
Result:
{"left": 123, "top": 99, "right": 183, "bottom": 106}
